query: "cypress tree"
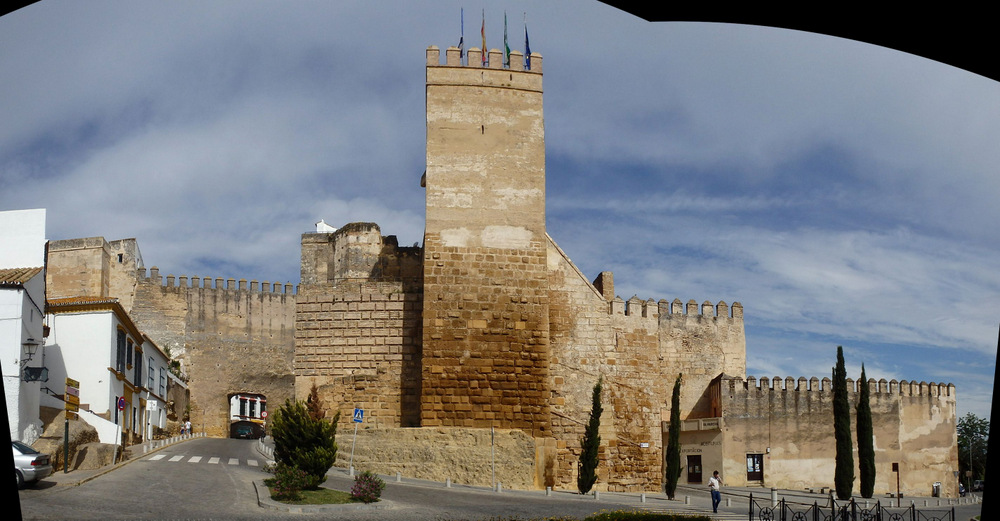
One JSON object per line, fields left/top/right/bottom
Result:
{"left": 306, "top": 382, "right": 324, "bottom": 421}
{"left": 272, "top": 399, "right": 340, "bottom": 489}
{"left": 833, "top": 346, "right": 854, "bottom": 500}
{"left": 856, "top": 364, "right": 875, "bottom": 498}
{"left": 664, "top": 373, "right": 683, "bottom": 499}
{"left": 577, "top": 376, "right": 603, "bottom": 494}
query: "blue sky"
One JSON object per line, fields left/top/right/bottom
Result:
{"left": 1, "top": 1, "right": 996, "bottom": 420}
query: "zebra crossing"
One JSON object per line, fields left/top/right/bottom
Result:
{"left": 147, "top": 453, "right": 266, "bottom": 467}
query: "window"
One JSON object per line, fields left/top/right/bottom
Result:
{"left": 116, "top": 331, "right": 127, "bottom": 373}
{"left": 133, "top": 355, "right": 142, "bottom": 384}
{"left": 249, "top": 399, "right": 256, "bottom": 418}
{"left": 148, "top": 357, "right": 155, "bottom": 389}
{"left": 747, "top": 454, "right": 764, "bottom": 481}
{"left": 126, "top": 338, "right": 133, "bottom": 367}
{"left": 159, "top": 368, "right": 166, "bottom": 396}
{"left": 239, "top": 398, "right": 247, "bottom": 417}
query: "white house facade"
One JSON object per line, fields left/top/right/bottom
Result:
{"left": 45, "top": 297, "right": 169, "bottom": 445}
{"left": 0, "top": 208, "right": 47, "bottom": 443}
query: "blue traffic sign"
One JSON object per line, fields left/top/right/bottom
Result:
{"left": 353, "top": 408, "right": 363, "bottom": 423}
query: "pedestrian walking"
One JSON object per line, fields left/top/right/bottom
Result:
{"left": 184, "top": 419, "right": 191, "bottom": 435}
{"left": 709, "top": 470, "right": 723, "bottom": 513}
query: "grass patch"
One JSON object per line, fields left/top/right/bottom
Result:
{"left": 267, "top": 486, "right": 358, "bottom": 505}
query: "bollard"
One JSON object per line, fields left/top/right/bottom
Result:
{"left": 641, "top": 493, "right": 646, "bottom": 503}
{"left": 684, "top": 495, "right": 690, "bottom": 505}
{"left": 546, "top": 487, "right": 551, "bottom": 496}
{"left": 446, "top": 477, "right": 452, "bottom": 488}
{"left": 726, "top": 498, "right": 731, "bottom": 507}
{"left": 594, "top": 490, "right": 599, "bottom": 500}
{"left": 923, "top": 500, "right": 928, "bottom": 507}
{"left": 771, "top": 487, "right": 778, "bottom": 507}
{"left": 496, "top": 482, "right": 503, "bottom": 493}
{"left": 396, "top": 472, "right": 401, "bottom": 482}
{"left": 349, "top": 466, "right": 355, "bottom": 478}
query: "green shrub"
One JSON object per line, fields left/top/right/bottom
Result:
{"left": 350, "top": 470, "right": 386, "bottom": 503}
{"left": 271, "top": 399, "right": 339, "bottom": 489}
{"left": 264, "top": 463, "right": 311, "bottom": 501}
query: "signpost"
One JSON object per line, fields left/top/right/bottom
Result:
{"left": 114, "top": 396, "right": 126, "bottom": 464}
{"left": 64, "top": 378, "right": 80, "bottom": 473}
{"left": 350, "top": 408, "right": 363, "bottom": 476}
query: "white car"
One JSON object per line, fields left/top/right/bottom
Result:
{"left": 13, "top": 440, "right": 53, "bottom": 489}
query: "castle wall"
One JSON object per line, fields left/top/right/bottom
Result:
{"left": 546, "top": 236, "right": 745, "bottom": 492}
{"left": 295, "top": 280, "right": 422, "bottom": 428}
{"left": 296, "top": 227, "right": 423, "bottom": 428}
{"left": 130, "top": 268, "right": 296, "bottom": 437}
{"left": 717, "top": 376, "right": 958, "bottom": 498}
{"left": 659, "top": 298, "right": 745, "bottom": 419}
{"left": 421, "top": 46, "right": 551, "bottom": 436}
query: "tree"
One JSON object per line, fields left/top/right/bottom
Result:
{"left": 833, "top": 346, "right": 854, "bottom": 500}
{"left": 957, "top": 412, "right": 989, "bottom": 490}
{"left": 856, "top": 364, "right": 875, "bottom": 498}
{"left": 664, "top": 373, "right": 683, "bottom": 499}
{"left": 578, "top": 376, "right": 603, "bottom": 494}
{"left": 271, "top": 399, "right": 340, "bottom": 489}
{"left": 306, "top": 382, "right": 324, "bottom": 421}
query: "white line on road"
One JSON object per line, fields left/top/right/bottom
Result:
{"left": 228, "top": 458, "right": 239, "bottom": 465}
{"left": 247, "top": 460, "right": 258, "bottom": 467}
{"left": 188, "top": 456, "right": 202, "bottom": 463}
{"left": 208, "top": 457, "right": 220, "bottom": 464}
{"left": 149, "top": 455, "right": 165, "bottom": 461}
{"left": 168, "top": 455, "right": 184, "bottom": 462}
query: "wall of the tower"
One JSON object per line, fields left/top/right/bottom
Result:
{"left": 421, "top": 46, "right": 551, "bottom": 436}
{"left": 296, "top": 224, "right": 423, "bottom": 428}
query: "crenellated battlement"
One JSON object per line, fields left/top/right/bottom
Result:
{"left": 139, "top": 266, "right": 297, "bottom": 295}
{"left": 657, "top": 298, "right": 743, "bottom": 319}
{"left": 725, "top": 375, "right": 955, "bottom": 398}
{"left": 427, "top": 44, "right": 542, "bottom": 73}
{"left": 609, "top": 296, "right": 743, "bottom": 319}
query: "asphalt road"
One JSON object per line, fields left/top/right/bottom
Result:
{"left": 16, "top": 437, "right": 985, "bottom": 521}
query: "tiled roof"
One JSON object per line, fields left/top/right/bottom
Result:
{"left": 0, "top": 267, "right": 43, "bottom": 285}
{"left": 47, "top": 296, "right": 121, "bottom": 306}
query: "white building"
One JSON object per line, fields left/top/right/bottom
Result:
{"left": 0, "top": 208, "right": 47, "bottom": 443}
{"left": 45, "top": 297, "right": 169, "bottom": 445}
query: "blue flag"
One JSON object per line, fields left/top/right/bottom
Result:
{"left": 459, "top": 8, "right": 464, "bottom": 62}
{"left": 524, "top": 18, "right": 531, "bottom": 70}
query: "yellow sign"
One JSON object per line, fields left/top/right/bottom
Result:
{"left": 66, "top": 394, "right": 80, "bottom": 405}
{"left": 66, "top": 377, "right": 80, "bottom": 389}
{"left": 65, "top": 402, "right": 79, "bottom": 412}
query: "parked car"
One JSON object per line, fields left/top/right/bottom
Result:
{"left": 229, "top": 420, "right": 264, "bottom": 440}
{"left": 13, "top": 440, "right": 53, "bottom": 489}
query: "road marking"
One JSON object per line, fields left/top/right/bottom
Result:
{"left": 169, "top": 455, "right": 184, "bottom": 462}
{"left": 149, "top": 455, "right": 165, "bottom": 461}
{"left": 208, "top": 457, "right": 220, "bottom": 464}
{"left": 247, "top": 460, "right": 258, "bottom": 467}
{"left": 228, "top": 458, "right": 239, "bottom": 465}
{"left": 189, "top": 456, "right": 202, "bottom": 463}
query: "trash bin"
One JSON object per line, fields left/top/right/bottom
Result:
{"left": 932, "top": 482, "right": 941, "bottom": 497}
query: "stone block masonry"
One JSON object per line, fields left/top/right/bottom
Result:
{"left": 295, "top": 279, "right": 422, "bottom": 427}
{"left": 130, "top": 267, "right": 296, "bottom": 438}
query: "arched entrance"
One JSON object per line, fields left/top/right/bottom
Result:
{"left": 228, "top": 392, "right": 267, "bottom": 439}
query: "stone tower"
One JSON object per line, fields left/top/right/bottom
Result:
{"left": 420, "top": 46, "right": 550, "bottom": 435}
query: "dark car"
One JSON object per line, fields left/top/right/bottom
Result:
{"left": 229, "top": 421, "right": 264, "bottom": 439}
{"left": 13, "top": 440, "right": 53, "bottom": 489}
